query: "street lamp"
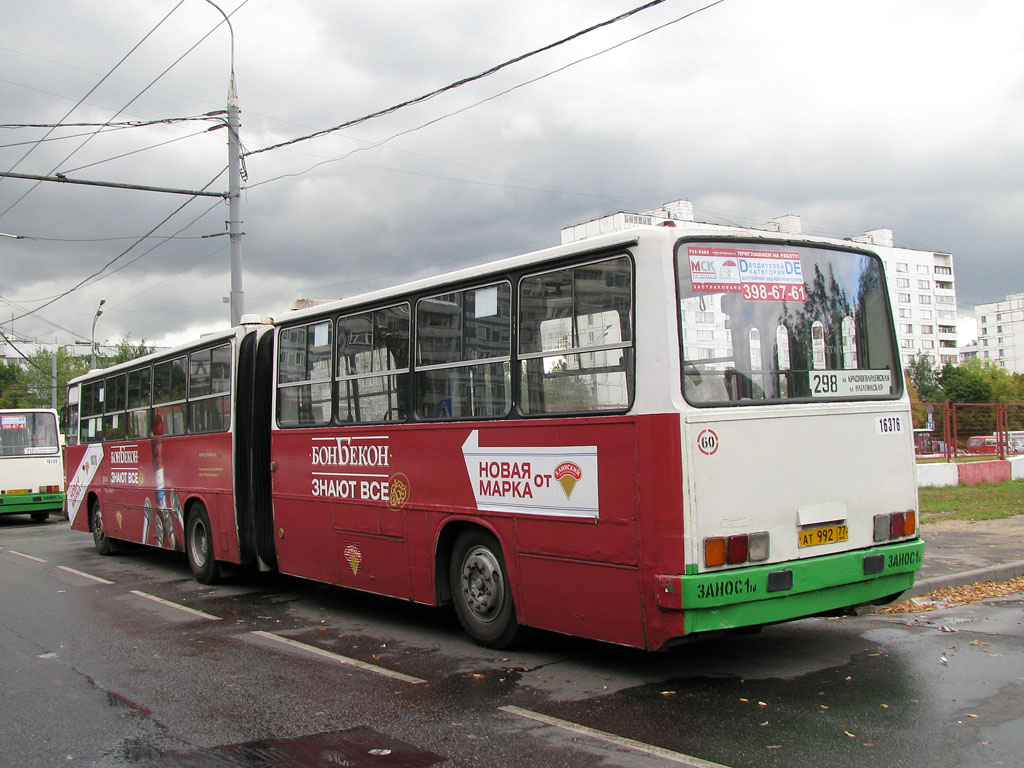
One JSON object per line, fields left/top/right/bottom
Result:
{"left": 91, "top": 298, "right": 106, "bottom": 369}
{"left": 204, "top": 0, "right": 245, "bottom": 326}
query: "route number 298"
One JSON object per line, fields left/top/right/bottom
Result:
{"left": 811, "top": 373, "right": 838, "bottom": 395}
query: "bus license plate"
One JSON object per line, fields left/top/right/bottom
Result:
{"left": 799, "top": 524, "right": 849, "bottom": 548}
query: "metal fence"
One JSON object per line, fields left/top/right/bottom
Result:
{"left": 912, "top": 402, "right": 1024, "bottom": 461}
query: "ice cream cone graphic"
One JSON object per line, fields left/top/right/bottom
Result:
{"left": 553, "top": 461, "right": 582, "bottom": 500}
{"left": 344, "top": 544, "right": 362, "bottom": 575}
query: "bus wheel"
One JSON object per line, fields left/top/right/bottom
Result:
{"left": 89, "top": 500, "right": 115, "bottom": 556}
{"left": 185, "top": 504, "right": 220, "bottom": 584}
{"left": 31, "top": 512, "right": 49, "bottom": 523}
{"left": 450, "top": 530, "right": 524, "bottom": 649}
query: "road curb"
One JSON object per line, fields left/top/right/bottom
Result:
{"left": 905, "top": 559, "right": 1024, "bottom": 598}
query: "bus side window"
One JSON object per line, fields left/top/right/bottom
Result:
{"left": 337, "top": 303, "right": 410, "bottom": 424}
{"left": 518, "top": 256, "right": 633, "bottom": 415}
{"left": 153, "top": 357, "right": 187, "bottom": 436}
{"left": 80, "top": 380, "right": 104, "bottom": 443}
{"left": 127, "top": 367, "right": 152, "bottom": 438}
{"left": 188, "top": 344, "right": 232, "bottom": 433}
{"left": 277, "top": 322, "right": 333, "bottom": 427}
{"left": 62, "top": 387, "right": 80, "bottom": 446}
{"left": 104, "top": 374, "right": 127, "bottom": 441}
{"left": 415, "top": 284, "right": 511, "bottom": 420}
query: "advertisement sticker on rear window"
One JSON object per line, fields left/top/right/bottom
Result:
{"left": 688, "top": 246, "right": 807, "bottom": 302}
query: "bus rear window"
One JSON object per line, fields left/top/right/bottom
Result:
{"left": 1, "top": 412, "right": 59, "bottom": 456}
{"left": 676, "top": 241, "right": 900, "bottom": 405}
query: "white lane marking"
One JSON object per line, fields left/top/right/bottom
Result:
{"left": 500, "top": 706, "right": 732, "bottom": 768}
{"left": 129, "top": 590, "right": 222, "bottom": 621}
{"left": 7, "top": 550, "right": 47, "bottom": 563}
{"left": 251, "top": 630, "right": 426, "bottom": 685}
{"left": 56, "top": 565, "right": 114, "bottom": 584}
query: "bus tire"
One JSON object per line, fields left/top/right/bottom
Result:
{"left": 185, "top": 504, "right": 220, "bottom": 584}
{"left": 450, "top": 530, "right": 524, "bottom": 649}
{"left": 89, "top": 500, "right": 116, "bottom": 556}
{"left": 31, "top": 512, "right": 49, "bottom": 523}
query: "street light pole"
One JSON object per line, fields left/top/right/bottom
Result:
{"left": 227, "top": 76, "right": 244, "bottom": 326}
{"left": 206, "top": 0, "right": 244, "bottom": 326}
{"left": 91, "top": 298, "right": 105, "bottom": 369}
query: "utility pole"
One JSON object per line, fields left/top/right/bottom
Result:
{"left": 208, "top": 0, "right": 245, "bottom": 326}
{"left": 227, "top": 81, "right": 244, "bottom": 326}
{"left": 51, "top": 346, "right": 57, "bottom": 409}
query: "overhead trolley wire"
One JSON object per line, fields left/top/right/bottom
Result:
{"left": 0, "top": 0, "right": 189, "bottom": 220}
{"left": 4, "top": 2, "right": 249, "bottom": 331}
{"left": 6, "top": 167, "right": 227, "bottom": 326}
{"left": 244, "top": 0, "right": 676, "bottom": 158}
{"left": 247, "top": 0, "right": 727, "bottom": 192}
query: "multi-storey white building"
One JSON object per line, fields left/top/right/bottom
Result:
{"left": 561, "top": 201, "right": 959, "bottom": 369}
{"left": 974, "top": 294, "right": 1024, "bottom": 373}
{"left": 850, "top": 228, "right": 959, "bottom": 369}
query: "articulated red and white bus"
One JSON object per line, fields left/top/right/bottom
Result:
{"left": 65, "top": 226, "right": 922, "bottom": 649}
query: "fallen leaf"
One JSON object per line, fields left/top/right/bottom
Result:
{"left": 872, "top": 576, "right": 1024, "bottom": 613}
{"left": 844, "top": 731, "right": 856, "bottom": 738}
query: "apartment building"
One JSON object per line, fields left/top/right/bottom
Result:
{"left": 974, "top": 294, "right": 1024, "bottom": 373}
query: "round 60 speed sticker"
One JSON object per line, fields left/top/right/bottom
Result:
{"left": 697, "top": 428, "right": 719, "bottom": 456}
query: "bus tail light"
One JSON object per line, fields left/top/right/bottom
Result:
{"left": 704, "top": 537, "right": 726, "bottom": 567}
{"left": 704, "top": 532, "right": 770, "bottom": 567}
{"left": 727, "top": 535, "right": 748, "bottom": 564}
{"left": 874, "top": 510, "right": 916, "bottom": 542}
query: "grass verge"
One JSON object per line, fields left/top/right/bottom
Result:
{"left": 919, "top": 478, "right": 1024, "bottom": 522}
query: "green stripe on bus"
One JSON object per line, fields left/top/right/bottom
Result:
{"left": 0, "top": 492, "right": 66, "bottom": 514}
{"left": 679, "top": 539, "right": 923, "bottom": 635}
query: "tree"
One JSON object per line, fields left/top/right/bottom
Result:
{"left": 906, "top": 355, "right": 943, "bottom": 402}
{"left": 0, "top": 360, "right": 31, "bottom": 408}
{"left": 977, "top": 363, "right": 1024, "bottom": 403}
{"left": 103, "top": 335, "right": 153, "bottom": 367}
{"left": 9, "top": 336, "right": 153, "bottom": 409}
{"left": 938, "top": 360, "right": 992, "bottom": 403}
{"left": 22, "top": 348, "right": 90, "bottom": 408}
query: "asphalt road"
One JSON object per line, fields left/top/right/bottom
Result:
{"left": 2, "top": 516, "right": 1022, "bottom": 768}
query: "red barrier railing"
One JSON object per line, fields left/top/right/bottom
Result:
{"left": 913, "top": 402, "right": 1024, "bottom": 461}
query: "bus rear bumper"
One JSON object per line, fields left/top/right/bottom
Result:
{"left": 655, "top": 538, "right": 924, "bottom": 636}
{"left": 0, "top": 492, "right": 66, "bottom": 516}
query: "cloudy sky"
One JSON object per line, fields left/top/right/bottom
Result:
{"left": 2, "top": 0, "right": 1021, "bottom": 351}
